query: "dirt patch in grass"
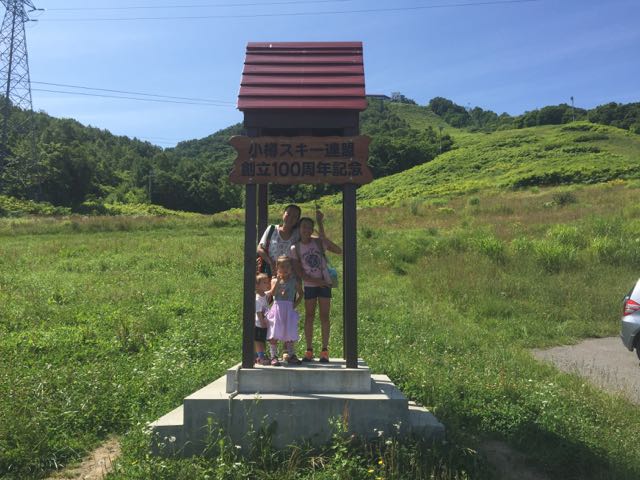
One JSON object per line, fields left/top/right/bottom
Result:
{"left": 46, "top": 437, "right": 120, "bottom": 480}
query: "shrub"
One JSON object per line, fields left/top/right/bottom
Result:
{"left": 574, "top": 133, "right": 609, "bottom": 142}
{"left": 436, "top": 207, "right": 455, "bottom": 215}
{"left": 440, "top": 229, "right": 471, "bottom": 253}
{"left": 543, "top": 143, "right": 562, "bottom": 151}
{"left": 561, "top": 123, "right": 596, "bottom": 132}
{"left": 0, "top": 195, "right": 71, "bottom": 217}
{"left": 359, "top": 226, "right": 377, "bottom": 239}
{"left": 75, "top": 200, "right": 110, "bottom": 215}
{"left": 430, "top": 198, "right": 449, "bottom": 207}
{"left": 532, "top": 240, "right": 579, "bottom": 273}
{"left": 546, "top": 224, "right": 587, "bottom": 248}
{"left": 590, "top": 236, "right": 622, "bottom": 265}
{"left": 113, "top": 314, "right": 148, "bottom": 353}
{"left": 409, "top": 199, "right": 422, "bottom": 216}
{"left": 474, "top": 235, "right": 507, "bottom": 263}
{"left": 589, "top": 236, "right": 640, "bottom": 266}
{"left": 552, "top": 191, "right": 578, "bottom": 206}
{"left": 510, "top": 236, "right": 533, "bottom": 255}
{"left": 392, "top": 233, "right": 429, "bottom": 264}
{"left": 561, "top": 145, "right": 601, "bottom": 154}
{"left": 73, "top": 201, "right": 193, "bottom": 217}
{"left": 587, "top": 216, "right": 624, "bottom": 237}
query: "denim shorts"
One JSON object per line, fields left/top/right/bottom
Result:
{"left": 304, "top": 286, "right": 332, "bottom": 300}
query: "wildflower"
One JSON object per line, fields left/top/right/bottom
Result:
{"left": 377, "top": 430, "right": 384, "bottom": 437}
{"left": 368, "top": 468, "right": 375, "bottom": 473}
{"left": 378, "top": 458, "right": 384, "bottom": 465}
{"left": 168, "top": 436, "right": 176, "bottom": 443}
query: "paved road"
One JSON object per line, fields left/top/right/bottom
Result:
{"left": 533, "top": 337, "right": 640, "bottom": 404}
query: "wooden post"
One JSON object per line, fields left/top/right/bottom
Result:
{"left": 242, "top": 184, "right": 257, "bottom": 368}
{"left": 255, "top": 126, "right": 269, "bottom": 241}
{"left": 343, "top": 183, "right": 358, "bottom": 368}
{"left": 258, "top": 184, "right": 268, "bottom": 240}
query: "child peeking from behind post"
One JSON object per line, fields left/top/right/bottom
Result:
{"left": 254, "top": 273, "right": 271, "bottom": 365}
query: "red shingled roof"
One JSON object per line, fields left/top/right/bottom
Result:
{"left": 238, "top": 42, "right": 366, "bottom": 111}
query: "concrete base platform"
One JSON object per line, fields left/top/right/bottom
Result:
{"left": 226, "top": 359, "right": 372, "bottom": 394}
{"left": 150, "top": 360, "right": 444, "bottom": 456}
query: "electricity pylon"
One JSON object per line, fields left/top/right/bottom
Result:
{"left": 0, "top": 0, "right": 39, "bottom": 191}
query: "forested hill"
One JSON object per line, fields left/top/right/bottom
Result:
{"left": 1, "top": 109, "right": 245, "bottom": 214}
{"left": 0, "top": 97, "right": 638, "bottom": 215}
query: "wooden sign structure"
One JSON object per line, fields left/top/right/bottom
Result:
{"left": 229, "top": 135, "right": 372, "bottom": 185}
{"left": 231, "top": 41, "right": 370, "bottom": 369}
{"left": 147, "top": 42, "right": 445, "bottom": 458}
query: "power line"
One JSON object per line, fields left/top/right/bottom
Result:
{"left": 39, "top": 0, "right": 541, "bottom": 22}
{"left": 32, "top": 81, "right": 235, "bottom": 105}
{"left": 32, "top": 87, "right": 236, "bottom": 107}
{"left": 45, "top": 0, "right": 355, "bottom": 11}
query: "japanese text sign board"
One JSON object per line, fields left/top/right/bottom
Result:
{"left": 229, "top": 136, "right": 372, "bottom": 185}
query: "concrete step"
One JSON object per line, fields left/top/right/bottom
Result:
{"left": 225, "top": 359, "right": 372, "bottom": 394}
{"left": 407, "top": 401, "right": 445, "bottom": 443}
{"left": 182, "top": 374, "right": 232, "bottom": 450}
{"left": 148, "top": 405, "right": 185, "bottom": 455}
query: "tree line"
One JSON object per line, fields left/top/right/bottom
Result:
{"left": 425, "top": 96, "right": 640, "bottom": 133}
{"left": 0, "top": 100, "right": 452, "bottom": 213}
{"left": 0, "top": 96, "right": 637, "bottom": 214}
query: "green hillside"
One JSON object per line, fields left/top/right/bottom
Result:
{"left": 386, "top": 102, "right": 456, "bottom": 132}
{"left": 0, "top": 98, "right": 638, "bottom": 216}
{"left": 355, "top": 121, "right": 640, "bottom": 206}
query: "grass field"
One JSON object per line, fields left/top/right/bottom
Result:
{"left": 2, "top": 183, "right": 640, "bottom": 479}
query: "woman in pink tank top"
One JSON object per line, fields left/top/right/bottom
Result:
{"left": 291, "top": 209, "right": 342, "bottom": 363}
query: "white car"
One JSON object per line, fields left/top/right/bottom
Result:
{"left": 621, "top": 279, "right": 640, "bottom": 360}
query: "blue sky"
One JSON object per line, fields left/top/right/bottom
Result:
{"left": 20, "top": 0, "right": 640, "bottom": 147}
